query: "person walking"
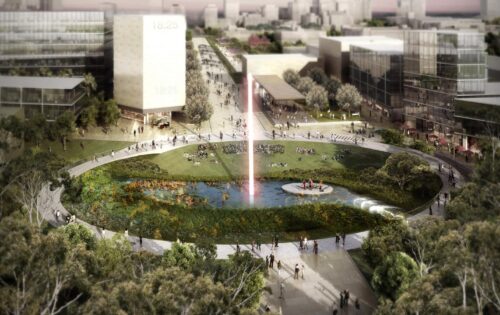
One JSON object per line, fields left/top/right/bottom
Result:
{"left": 429, "top": 205, "right": 433, "bottom": 215}
{"left": 265, "top": 256, "right": 269, "bottom": 268}
{"left": 313, "top": 240, "right": 318, "bottom": 255}
{"left": 294, "top": 264, "right": 300, "bottom": 279}
{"left": 270, "top": 253, "right": 275, "bottom": 268}
{"left": 332, "top": 301, "right": 338, "bottom": 315}
{"left": 111, "top": 150, "right": 115, "bottom": 158}
{"left": 139, "top": 235, "right": 143, "bottom": 248}
{"left": 304, "top": 237, "right": 308, "bottom": 250}
{"left": 279, "top": 282, "right": 285, "bottom": 299}
{"left": 345, "top": 289, "right": 350, "bottom": 306}
{"left": 55, "top": 210, "right": 61, "bottom": 221}
{"left": 275, "top": 235, "right": 279, "bottom": 248}
{"left": 342, "top": 233, "right": 346, "bottom": 246}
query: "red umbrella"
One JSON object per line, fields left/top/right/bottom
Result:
{"left": 439, "top": 138, "right": 447, "bottom": 145}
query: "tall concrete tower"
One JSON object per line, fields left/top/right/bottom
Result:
{"left": 481, "top": 0, "right": 500, "bottom": 21}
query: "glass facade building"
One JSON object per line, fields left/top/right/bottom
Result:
{"left": 0, "top": 75, "right": 86, "bottom": 120}
{"left": 0, "top": 11, "right": 112, "bottom": 92}
{"left": 403, "top": 30, "right": 487, "bottom": 139}
{"left": 350, "top": 41, "right": 404, "bottom": 120}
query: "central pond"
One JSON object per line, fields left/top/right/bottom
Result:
{"left": 139, "top": 180, "right": 400, "bottom": 216}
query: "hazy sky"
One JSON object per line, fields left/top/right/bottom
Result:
{"left": 62, "top": 0, "right": 480, "bottom": 13}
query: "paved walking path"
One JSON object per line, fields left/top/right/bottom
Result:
{"left": 38, "top": 133, "right": 463, "bottom": 314}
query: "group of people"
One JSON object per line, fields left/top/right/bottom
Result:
{"left": 299, "top": 236, "right": 319, "bottom": 254}
{"left": 301, "top": 179, "right": 323, "bottom": 193}
{"left": 296, "top": 147, "right": 316, "bottom": 155}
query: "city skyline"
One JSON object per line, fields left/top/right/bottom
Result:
{"left": 60, "top": 0, "right": 480, "bottom": 13}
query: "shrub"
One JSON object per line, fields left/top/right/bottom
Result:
{"left": 378, "top": 129, "right": 404, "bottom": 146}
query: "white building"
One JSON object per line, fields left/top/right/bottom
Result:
{"left": 396, "top": 0, "right": 426, "bottom": 20}
{"left": 224, "top": 0, "right": 239, "bottom": 21}
{"left": 204, "top": 4, "right": 218, "bottom": 28}
{"left": 288, "top": 0, "right": 309, "bottom": 23}
{"left": 262, "top": 4, "right": 279, "bottom": 21}
{"left": 481, "top": 0, "right": 500, "bottom": 21}
{"left": 243, "top": 13, "right": 268, "bottom": 27}
{"left": 113, "top": 15, "right": 186, "bottom": 122}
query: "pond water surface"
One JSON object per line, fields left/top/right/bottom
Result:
{"left": 143, "top": 181, "right": 400, "bottom": 216}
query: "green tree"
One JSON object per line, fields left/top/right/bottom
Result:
{"left": 445, "top": 182, "right": 499, "bottom": 224}
{"left": 162, "top": 242, "right": 197, "bottom": 270}
{"left": 305, "top": 85, "right": 329, "bottom": 114}
{"left": 54, "top": 110, "right": 76, "bottom": 150}
{"left": 378, "top": 129, "right": 404, "bottom": 145}
{"left": 98, "top": 99, "right": 121, "bottom": 127}
{"left": 25, "top": 113, "right": 47, "bottom": 146}
{"left": 307, "top": 67, "right": 328, "bottom": 86}
{"left": 60, "top": 223, "right": 97, "bottom": 250}
{"left": 362, "top": 219, "right": 410, "bottom": 267}
{"left": 282, "top": 69, "right": 300, "bottom": 88}
{"left": 79, "top": 103, "right": 98, "bottom": 129}
{"left": 335, "top": 84, "right": 363, "bottom": 116}
{"left": 376, "top": 152, "right": 431, "bottom": 191}
{"left": 325, "top": 76, "right": 341, "bottom": 104}
{"left": 296, "top": 77, "right": 315, "bottom": 95}
{"left": 372, "top": 251, "right": 419, "bottom": 300}
{"left": 184, "top": 94, "right": 213, "bottom": 125}
{"left": 83, "top": 73, "right": 97, "bottom": 97}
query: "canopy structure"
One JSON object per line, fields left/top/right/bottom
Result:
{"left": 253, "top": 75, "right": 305, "bottom": 102}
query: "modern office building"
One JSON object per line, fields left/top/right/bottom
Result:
{"left": 204, "top": 4, "right": 219, "bottom": 28}
{"left": 481, "top": 0, "right": 500, "bottom": 21}
{"left": 113, "top": 14, "right": 186, "bottom": 123}
{"left": 224, "top": 0, "right": 239, "bottom": 21}
{"left": 350, "top": 40, "right": 405, "bottom": 120}
{"left": 454, "top": 88, "right": 500, "bottom": 151}
{"left": 0, "top": 75, "right": 85, "bottom": 120}
{"left": 319, "top": 36, "right": 398, "bottom": 82}
{"left": 403, "top": 30, "right": 487, "bottom": 144}
{"left": 0, "top": 11, "right": 112, "bottom": 93}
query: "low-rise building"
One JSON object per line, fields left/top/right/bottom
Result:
{"left": 0, "top": 75, "right": 85, "bottom": 120}
{"left": 242, "top": 53, "right": 317, "bottom": 78}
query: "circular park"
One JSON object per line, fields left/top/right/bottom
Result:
{"left": 62, "top": 140, "right": 442, "bottom": 244}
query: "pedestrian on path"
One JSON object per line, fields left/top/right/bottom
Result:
{"left": 265, "top": 256, "right": 269, "bottom": 268}
{"left": 55, "top": 210, "right": 60, "bottom": 221}
{"left": 270, "top": 253, "right": 275, "bottom": 268}
{"left": 332, "top": 301, "right": 338, "bottom": 315}
{"left": 279, "top": 282, "right": 285, "bottom": 299}
{"left": 301, "top": 264, "right": 305, "bottom": 279}
{"left": 313, "top": 240, "right": 318, "bottom": 255}
{"left": 111, "top": 150, "right": 115, "bottom": 158}
{"left": 429, "top": 205, "right": 433, "bottom": 215}
{"left": 139, "top": 235, "right": 143, "bottom": 248}
{"left": 294, "top": 264, "right": 300, "bottom": 279}
{"left": 342, "top": 233, "right": 346, "bottom": 246}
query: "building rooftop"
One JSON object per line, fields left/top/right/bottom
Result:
{"left": 253, "top": 75, "right": 305, "bottom": 101}
{"left": 350, "top": 41, "right": 404, "bottom": 54}
{"left": 320, "top": 36, "right": 404, "bottom": 52}
{"left": 0, "top": 76, "right": 84, "bottom": 90}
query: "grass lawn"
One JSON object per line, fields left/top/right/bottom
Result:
{"left": 28, "top": 139, "right": 134, "bottom": 165}
{"left": 146, "top": 140, "right": 389, "bottom": 180}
